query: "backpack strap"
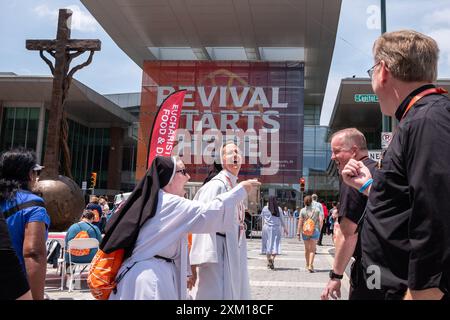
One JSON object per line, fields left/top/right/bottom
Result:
{"left": 85, "top": 222, "right": 101, "bottom": 239}
{"left": 76, "top": 221, "right": 100, "bottom": 239}
{"left": 305, "top": 207, "right": 313, "bottom": 219}
{"left": 210, "top": 177, "right": 229, "bottom": 191}
{"left": 3, "top": 200, "right": 46, "bottom": 220}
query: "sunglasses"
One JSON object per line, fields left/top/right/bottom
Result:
{"left": 176, "top": 169, "right": 188, "bottom": 176}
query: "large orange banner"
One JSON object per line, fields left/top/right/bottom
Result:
{"left": 136, "top": 61, "right": 304, "bottom": 184}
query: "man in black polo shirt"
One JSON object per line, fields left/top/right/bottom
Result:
{"left": 342, "top": 30, "right": 450, "bottom": 300}
{"left": 321, "top": 128, "right": 383, "bottom": 300}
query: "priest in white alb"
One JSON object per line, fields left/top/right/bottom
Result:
{"left": 189, "top": 141, "right": 251, "bottom": 299}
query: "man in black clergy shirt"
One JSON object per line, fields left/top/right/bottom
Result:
{"left": 342, "top": 30, "right": 450, "bottom": 300}
{"left": 321, "top": 128, "right": 383, "bottom": 300}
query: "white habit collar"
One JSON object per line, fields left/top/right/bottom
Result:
{"left": 220, "top": 169, "right": 238, "bottom": 186}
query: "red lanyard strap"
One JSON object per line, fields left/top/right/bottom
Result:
{"left": 225, "top": 176, "right": 234, "bottom": 189}
{"left": 401, "top": 87, "right": 448, "bottom": 121}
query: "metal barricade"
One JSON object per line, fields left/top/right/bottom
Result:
{"left": 247, "top": 214, "right": 261, "bottom": 239}
{"left": 281, "top": 216, "right": 298, "bottom": 238}
{"left": 257, "top": 215, "right": 298, "bottom": 239}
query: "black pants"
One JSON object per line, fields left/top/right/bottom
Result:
{"left": 0, "top": 250, "right": 30, "bottom": 300}
{"left": 317, "top": 222, "right": 327, "bottom": 245}
{"left": 349, "top": 258, "right": 386, "bottom": 300}
{"left": 350, "top": 258, "right": 450, "bottom": 300}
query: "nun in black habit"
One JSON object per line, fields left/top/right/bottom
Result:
{"left": 103, "top": 156, "right": 259, "bottom": 300}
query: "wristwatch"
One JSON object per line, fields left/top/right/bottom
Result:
{"left": 329, "top": 270, "right": 343, "bottom": 280}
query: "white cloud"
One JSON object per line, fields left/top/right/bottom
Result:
{"left": 420, "top": 8, "right": 450, "bottom": 73}
{"left": 423, "top": 8, "right": 450, "bottom": 28}
{"left": 34, "top": 4, "right": 58, "bottom": 21}
{"left": 428, "top": 28, "right": 450, "bottom": 72}
{"left": 33, "top": 4, "right": 98, "bottom": 33}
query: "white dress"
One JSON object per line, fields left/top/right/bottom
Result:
{"left": 109, "top": 184, "right": 247, "bottom": 300}
{"left": 261, "top": 206, "right": 286, "bottom": 255}
{"left": 190, "top": 170, "right": 251, "bottom": 300}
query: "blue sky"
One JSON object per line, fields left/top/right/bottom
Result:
{"left": 321, "top": 0, "right": 450, "bottom": 125}
{"left": 1, "top": 0, "right": 450, "bottom": 126}
{"left": 0, "top": 0, "right": 142, "bottom": 94}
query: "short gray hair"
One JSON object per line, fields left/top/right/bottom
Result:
{"left": 373, "top": 30, "right": 439, "bottom": 83}
{"left": 330, "top": 128, "right": 368, "bottom": 151}
{"left": 312, "top": 194, "right": 318, "bottom": 201}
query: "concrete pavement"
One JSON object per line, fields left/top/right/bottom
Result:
{"left": 247, "top": 234, "right": 350, "bottom": 300}
{"left": 44, "top": 234, "right": 349, "bottom": 300}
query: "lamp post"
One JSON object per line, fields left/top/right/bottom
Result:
{"left": 380, "top": 0, "right": 392, "bottom": 133}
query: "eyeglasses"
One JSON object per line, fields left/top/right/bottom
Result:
{"left": 176, "top": 169, "right": 188, "bottom": 176}
{"left": 367, "top": 61, "right": 381, "bottom": 79}
{"left": 33, "top": 170, "right": 41, "bottom": 177}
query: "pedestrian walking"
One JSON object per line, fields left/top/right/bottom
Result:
{"left": 261, "top": 196, "right": 288, "bottom": 270}
{"left": 297, "top": 195, "right": 322, "bottom": 272}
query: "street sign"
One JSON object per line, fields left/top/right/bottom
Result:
{"left": 82, "top": 181, "right": 87, "bottom": 190}
{"left": 369, "top": 150, "right": 382, "bottom": 161}
{"left": 354, "top": 94, "right": 378, "bottom": 103}
{"left": 381, "top": 132, "right": 393, "bottom": 149}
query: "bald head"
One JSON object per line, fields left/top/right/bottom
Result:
{"left": 330, "top": 128, "right": 369, "bottom": 172}
{"left": 331, "top": 128, "right": 368, "bottom": 151}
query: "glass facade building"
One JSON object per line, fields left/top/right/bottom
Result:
{"left": 0, "top": 107, "right": 40, "bottom": 151}
{"left": 0, "top": 106, "right": 114, "bottom": 191}
{"left": 67, "top": 119, "right": 111, "bottom": 190}
{"left": 302, "top": 105, "right": 339, "bottom": 205}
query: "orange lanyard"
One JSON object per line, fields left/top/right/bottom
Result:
{"left": 224, "top": 176, "right": 234, "bottom": 189}
{"left": 400, "top": 87, "right": 448, "bottom": 121}
{"left": 377, "top": 87, "right": 447, "bottom": 169}
{"left": 224, "top": 175, "right": 245, "bottom": 224}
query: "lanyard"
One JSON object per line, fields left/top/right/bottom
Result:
{"left": 400, "top": 87, "right": 448, "bottom": 121}
{"left": 377, "top": 87, "right": 447, "bottom": 169}
{"left": 224, "top": 174, "right": 246, "bottom": 246}
{"left": 224, "top": 175, "right": 234, "bottom": 189}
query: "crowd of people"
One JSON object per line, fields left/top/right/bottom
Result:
{"left": 1, "top": 30, "right": 449, "bottom": 301}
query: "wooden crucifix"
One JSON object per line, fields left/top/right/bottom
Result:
{"left": 26, "top": 8, "right": 101, "bottom": 180}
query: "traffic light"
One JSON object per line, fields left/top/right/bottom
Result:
{"left": 299, "top": 177, "right": 305, "bottom": 192}
{"left": 90, "top": 172, "right": 97, "bottom": 188}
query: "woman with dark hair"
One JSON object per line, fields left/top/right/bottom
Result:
{"left": 261, "top": 196, "right": 288, "bottom": 270}
{"left": 0, "top": 148, "right": 50, "bottom": 300}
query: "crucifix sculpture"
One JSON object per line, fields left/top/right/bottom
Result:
{"left": 26, "top": 8, "right": 101, "bottom": 179}
{"left": 25, "top": 8, "right": 101, "bottom": 231}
